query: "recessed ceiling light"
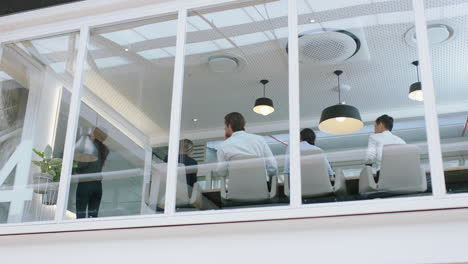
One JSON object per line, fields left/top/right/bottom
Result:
{"left": 404, "top": 24, "right": 455, "bottom": 47}
{"left": 310, "top": 19, "right": 316, "bottom": 23}
{"left": 208, "top": 55, "right": 239, "bottom": 73}
{"left": 193, "top": 118, "right": 198, "bottom": 122}
{"left": 124, "top": 48, "right": 129, "bottom": 52}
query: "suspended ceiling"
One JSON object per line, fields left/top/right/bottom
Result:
{"left": 1, "top": 0, "right": 468, "bottom": 147}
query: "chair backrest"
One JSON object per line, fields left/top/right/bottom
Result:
{"left": 148, "top": 163, "right": 190, "bottom": 210}
{"left": 379, "top": 144, "right": 427, "bottom": 193}
{"left": 300, "top": 149, "right": 334, "bottom": 197}
{"left": 225, "top": 155, "right": 270, "bottom": 201}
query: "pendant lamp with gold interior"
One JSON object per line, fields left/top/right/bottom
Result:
{"left": 319, "top": 70, "right": 364, "bottom": 135}
{"left": 253, "top": 79, "right": 275, "bottom": 116}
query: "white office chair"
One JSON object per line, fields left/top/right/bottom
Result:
{"left": 146, "top": 163, "right": 217, "bottom": 211}
{"left": 284, "top": 149, "right": 346, "bottom": 198}
{"left": 220, "top": 155, "right": 277, "bottom": 204}
{"left": 359, "top": 144, "right": 427, "bottom": 195}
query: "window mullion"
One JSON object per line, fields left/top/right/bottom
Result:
{"left": 55, "top": 25, "right": 90, "bottom": 222}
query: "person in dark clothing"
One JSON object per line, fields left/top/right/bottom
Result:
{"left": 164, "top": 139, "right": 198, "bottom": 196}
{"left": 75, "top": 127, "right": 109, "bottom": 219}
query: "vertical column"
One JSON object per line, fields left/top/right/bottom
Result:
{"left": 141, "top": 146, "right": 153, "bottom": 214}
{"left": 412, "top": 0, "right": 446, "bottom": 197}
{"left": 55, "top": 26, "right": 90, "bottom": 222}
{"left": 164, "top": 9, "right": 187, "bottom": 215}
{"left": 288, "top": 0, "right": 302, "bottom": 207}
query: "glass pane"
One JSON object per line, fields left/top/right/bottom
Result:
{"left": 297, "top": 0, "right": 432, "bottom": 204}
{"left": 424, "top": 0, "right": 468, "bottom": 194}
{"left": 0, "top": 32, "right": 79, "bottom": 223}
{"left": 67, "top": 13, "right": 177, "bottom": 219}
{"left": 176, "top": 0, "right": 289, "bottom": 212}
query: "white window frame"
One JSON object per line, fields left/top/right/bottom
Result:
{"left": 0, "top": 0, "right": 466, "bottom": 235}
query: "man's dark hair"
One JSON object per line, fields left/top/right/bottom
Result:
{"left": 300, "top": 128, "right": 316, "bottom": 145}
{"left": 375, "top": 114, "right": 394, "bottom": 131}
{"left": 224, "top": 112, "right": 245, "bottom": 132}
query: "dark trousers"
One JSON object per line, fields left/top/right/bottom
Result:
{"left": 76, "top": 181, "right": 102, "bottom": 218}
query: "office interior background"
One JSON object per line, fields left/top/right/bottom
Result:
{"left": 1, "top": 0, "right": 468, "bottom": 263}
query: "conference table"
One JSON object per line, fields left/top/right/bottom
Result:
{"left": 199, "top": 166, "right": 468, "bottom": 208}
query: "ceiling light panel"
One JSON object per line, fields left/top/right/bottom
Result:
{"left": 186, "top": 17, "right": 212, "bottom": 32}
{"left": 95, "top": 56, "right": 131, "bottom": 68}
{"left": 305, "top": 0, "right": 372, "bottom": 12}
{"left": 212, "top": 39, "right": 234, "bottom": 49}
{"left": 101, "top": 29, "right": 146, "bottom": 46}
{"left": 242, "top": 6, "right": 267, "bottom": 22}
{"left": 186, "top": 41, "right": 219, "bottom": 55}
{"left": 137, "top": 49, "right": 173, "bottom": 60}
{"left": 376, "top": 11, "right": 414, "bottom": 25}
{"left": 31, "top": 35, "right": 71, "bottom": 54}
{"left": 440, "top": 2, "right": 468, "bottom": 19}
{"left": 253, "top": 1, "right": 288, "bottom": 20}
{"left": 232, "top": 32, "right": 270, "bottom": 46}
{"left": 321, "top": 17, "right": 364, "bottom": 30}
{"left": 133, "top": 20, "right": 177, "bottom": 39}
{"left": 204, "top": 9, "right": 254, "bottom": 28}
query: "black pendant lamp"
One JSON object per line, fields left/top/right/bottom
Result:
{"left": 253, "top": 79, "right": 275, "bottom": 116}
{"left": 319, "top": 70, "right": 364, "bottom": 135}
{"left": 408, "top": 60, "right": 423, "bottom": 101}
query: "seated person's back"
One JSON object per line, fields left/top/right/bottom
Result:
{"left": 216, "top": 112, "right": 278, "bottom": 179}
{"left": 284, "top": 128, "right": 334, "bottom": 178}
{"left": 365, "top": 115, "right": 406, "bottom": 173}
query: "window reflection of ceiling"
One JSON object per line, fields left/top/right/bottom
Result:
{"left": 8, "top": 0, "right": 468, "bottom": 139}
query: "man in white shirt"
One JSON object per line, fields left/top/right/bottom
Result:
{"left": 216, "top": 112, "right": 278, "bottom": 180}
{"left": 365, "top": 114, "right": 406, "bottom": 174}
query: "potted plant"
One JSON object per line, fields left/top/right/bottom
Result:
{"left": 31, "top": 145, "right": 62, "bottom": 195}
{"left": 31, "top": 145, "right": 76, "bottom": 205}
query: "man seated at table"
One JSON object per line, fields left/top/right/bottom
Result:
{"left": 164, "top": 139, "right": 198, "bottom": 196}
{"left": 215, "top": 112, "right": 278, "bottom": 184}
{"left": 284, "top": 128, "right": 334, "bottom": 179}
{"left": 365, "top": 114, "right": 406, "bottom": 177}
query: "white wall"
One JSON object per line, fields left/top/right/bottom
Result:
{"left": 2, "top": 208, "right": 468, "bottom": 263}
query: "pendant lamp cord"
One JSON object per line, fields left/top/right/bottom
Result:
{"left": 338, "top": 74, "right": 341, "bottom": 104}
{"left": 412, "top": 61, "right": 420, "bottom": 82}
{"left": 416, "top": 64, "right": 420, "bottom": 82}
{"left": 260, "top": 80, "right": 269, "bottom": 98}
{"left": 335, "top": 70, "right": 343, "bottom": 104}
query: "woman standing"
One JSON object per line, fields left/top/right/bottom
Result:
{"left": 75, "top": 128, "right": 109, "bottom": 218}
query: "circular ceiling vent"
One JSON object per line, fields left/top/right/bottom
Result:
{"left": 207, "top": 55, "right": 239, "bottom": 73}
{"left": 292, "top": 29, "right": 361, "bottom": 64}
{"left": 405, "top": 24, "right": 455, "bottom": 47}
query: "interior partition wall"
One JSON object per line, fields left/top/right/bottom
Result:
{"left": 0, "top": 0, "right": 462, "bottom": 235}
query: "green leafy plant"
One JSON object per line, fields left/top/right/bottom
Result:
{"left": 32, "top": 145, "right": 77, "bottom": 182}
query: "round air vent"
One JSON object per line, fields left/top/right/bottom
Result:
{"left": 405, "top": 24, "right": 455, "bottom": 47}
{"left": 287, "top": 29, "right": 361, "bottom": 64}
{"left": 208, "top": 55, "right": 239, "bottom": 73}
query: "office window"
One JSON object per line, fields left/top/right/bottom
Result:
{"left": 0, "top": 32, "right": 79, "bottom": 223}
{"left": 297, "top": 0, "right": 432, "bottom": 204}
{"left": 176, "top": 0, "right": 290, "bottom": 212}
{"left": 424, "top": 0, "right": 468, "bottom": 194}
{"left": 65, "top": 14, "right": 178, "bottom": 219}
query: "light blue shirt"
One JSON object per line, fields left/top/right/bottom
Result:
{"left": 216, "top": 131, "right": 278, "bottom": 178}
{"left": 283, "top": 141, "right": 334, "bottom": 178}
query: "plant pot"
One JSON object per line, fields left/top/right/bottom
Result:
{"left": 33, "top": 173, "right": 53, "bottom": 194}
{"left": 42, "top": 182, "right": 59, "bottom": 206}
